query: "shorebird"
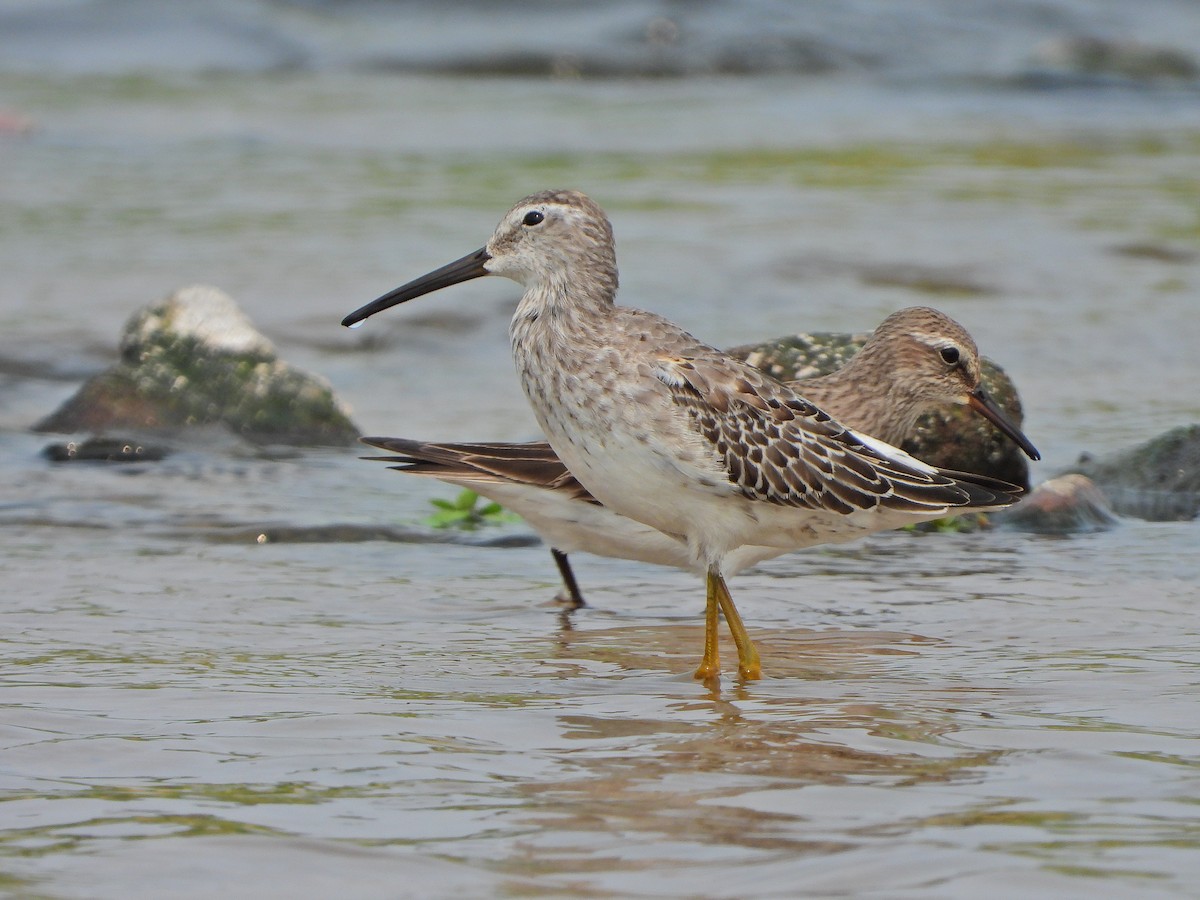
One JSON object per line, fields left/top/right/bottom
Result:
{"left": 361, "top": 307, "right": 1040, "bottom": 609}
{"left": 343, "top": 191, "right": 1035, "bottom": 682}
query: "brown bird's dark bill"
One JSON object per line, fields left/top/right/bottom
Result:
{"left": 967, "top": 388, "right": 1040, "bottom": 461}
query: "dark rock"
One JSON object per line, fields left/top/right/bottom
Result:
{"left": 43, "top": 437, "right": 169, "bottom": 463}
{"left": 1110, "top": 242, "right": 1198, "bottom": 264}
{"left": 994, "top": 474, "right": 1119, "bottom": 534}
{"left": 729, "top": 330, "right": 1031, "bottom": 488}
{"left": 34, "top": 285, "right": 360, "bottom": 447}
{"left": 194, "top": 524, "right": 541, "bottom": 547}
{"left": 1025, "top": 37, "right": 1200, "bottom": 86}
{"left": 858, "top": 263, "right": 995, "bottom": 297}
{"left": 1064, "top": 425, "right": 1200, "bottom": 521}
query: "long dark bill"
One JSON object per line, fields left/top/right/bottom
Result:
{"left": 967, "top": 389, "right": 1041, "bottom": 461}
{"left": 341, "top": 248, "right": 491, "bottom": 328}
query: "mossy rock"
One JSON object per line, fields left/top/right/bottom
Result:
{"left": 35, "top": 285, "right": 360, "bottom": 447}
{"left": 729, "top": 330, "right": 1030, "bottom": 488}
{"left": 1064, "top": 424, "right": 1200, "bottom": 521}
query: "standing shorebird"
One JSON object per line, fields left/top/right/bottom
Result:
{"left": 343, "top": 191, "right": 1034, "bottom": 682}
{"left": 360, "top": 307, "right": 1040, "bottom": 608}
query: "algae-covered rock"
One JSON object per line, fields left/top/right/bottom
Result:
{"left": 994, "top": 474, "right": 1119, "bottom": 534}
{"left": 1064, "top": 425, "right": 1200, "bottom": 521}
{"left": 34, "top": 285, "right": 360, "bottom": 446}
{"left": 729, "top": 330, "right": 1031, "bottom": 488}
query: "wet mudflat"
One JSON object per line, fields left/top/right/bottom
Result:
{"left": 3, "top": 4, "right": 1200, "bottom": 896}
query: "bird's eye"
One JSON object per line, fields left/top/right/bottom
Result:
{"left": 940, "top": 346, "right": 960, "bottom": 365}
{"left": 522, "top": 210, "right": 545, "bottom": 227}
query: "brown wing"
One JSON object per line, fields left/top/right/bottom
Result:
{"left": 360, "top": 437, "right": 598, "bottom": 504}
{"left": 652, "top": 356, "right": 1019, "bottom": 514}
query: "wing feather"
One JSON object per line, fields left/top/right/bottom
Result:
{"left": 360, "top": 437, "right": 597, "bottom": 504}
{"left": 652, "top": 356, "right": 1009, "bottom": 514}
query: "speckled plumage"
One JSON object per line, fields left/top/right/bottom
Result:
{"left": 362, "top": 307, "right": 1034, "bottom": 603}
{"left": 343, "top": 191, "right": 1035, "bottom": 681}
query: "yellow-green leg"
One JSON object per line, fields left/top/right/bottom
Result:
{"left": 693, "top": 569, "right": 722, "bottom": 681}
{"left": 712, "top": 570, "right": 762, "bottom": 680}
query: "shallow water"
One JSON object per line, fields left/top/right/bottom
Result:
{"left": 3, "top": 5, "right": 1200, "bottom": 897}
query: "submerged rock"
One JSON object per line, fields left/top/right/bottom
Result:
{"left": 195, "top": 524, "right": 540, "bottom": 547}
{"left": 994, "top": 474, "right": 1119, "bottom": 534}
{"left": 1064, "top": 425, "right": 1200, "bottom": 522}
{"left": 730, "top": 330, "right": 1031, "bottom": 489}
{"left": 34, "top": 285, "right": 359, "bottom": 447}
{"left": 1025, "top": 37, "right": 1199, "bottom": 86}
{"left": 43, "top": 437, "right": 168, "bottom": 463}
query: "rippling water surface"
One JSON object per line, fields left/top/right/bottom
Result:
{"left": 2, "top": 3, "right": 1200, "bottom": 897}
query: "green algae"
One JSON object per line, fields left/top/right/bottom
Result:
{"left": 1114, "top": 751, "right": 1200, "bottom": 769}
{"left": 67, "top": 781, "right": 381, "bottom": 806}
{"left": 0, "top": 814, "right": 284, "bottom": 858}
{"left": 683, "top": 144, "right": 927, "bottom": 188}
{"left": 1044, "top": 864, "right": 1167, "bottom": 881}
{"left": 914, "top": 807, "right": 1080, "bottom": 830}
{"left": 425, "top": 489, "right": 521, "bottom": 531}
{"left": 962, "top": 140, "right": 1111, "bottom": 169}
{"left": 330, "top": 130, "right": 1200, "bottom": 258}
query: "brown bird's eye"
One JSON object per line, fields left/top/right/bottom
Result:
{"left": 522, "top": 210, "right": 545, "bottom": 226}
{"left": 940, "top": 346, "right": 960, "bottom": 365}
